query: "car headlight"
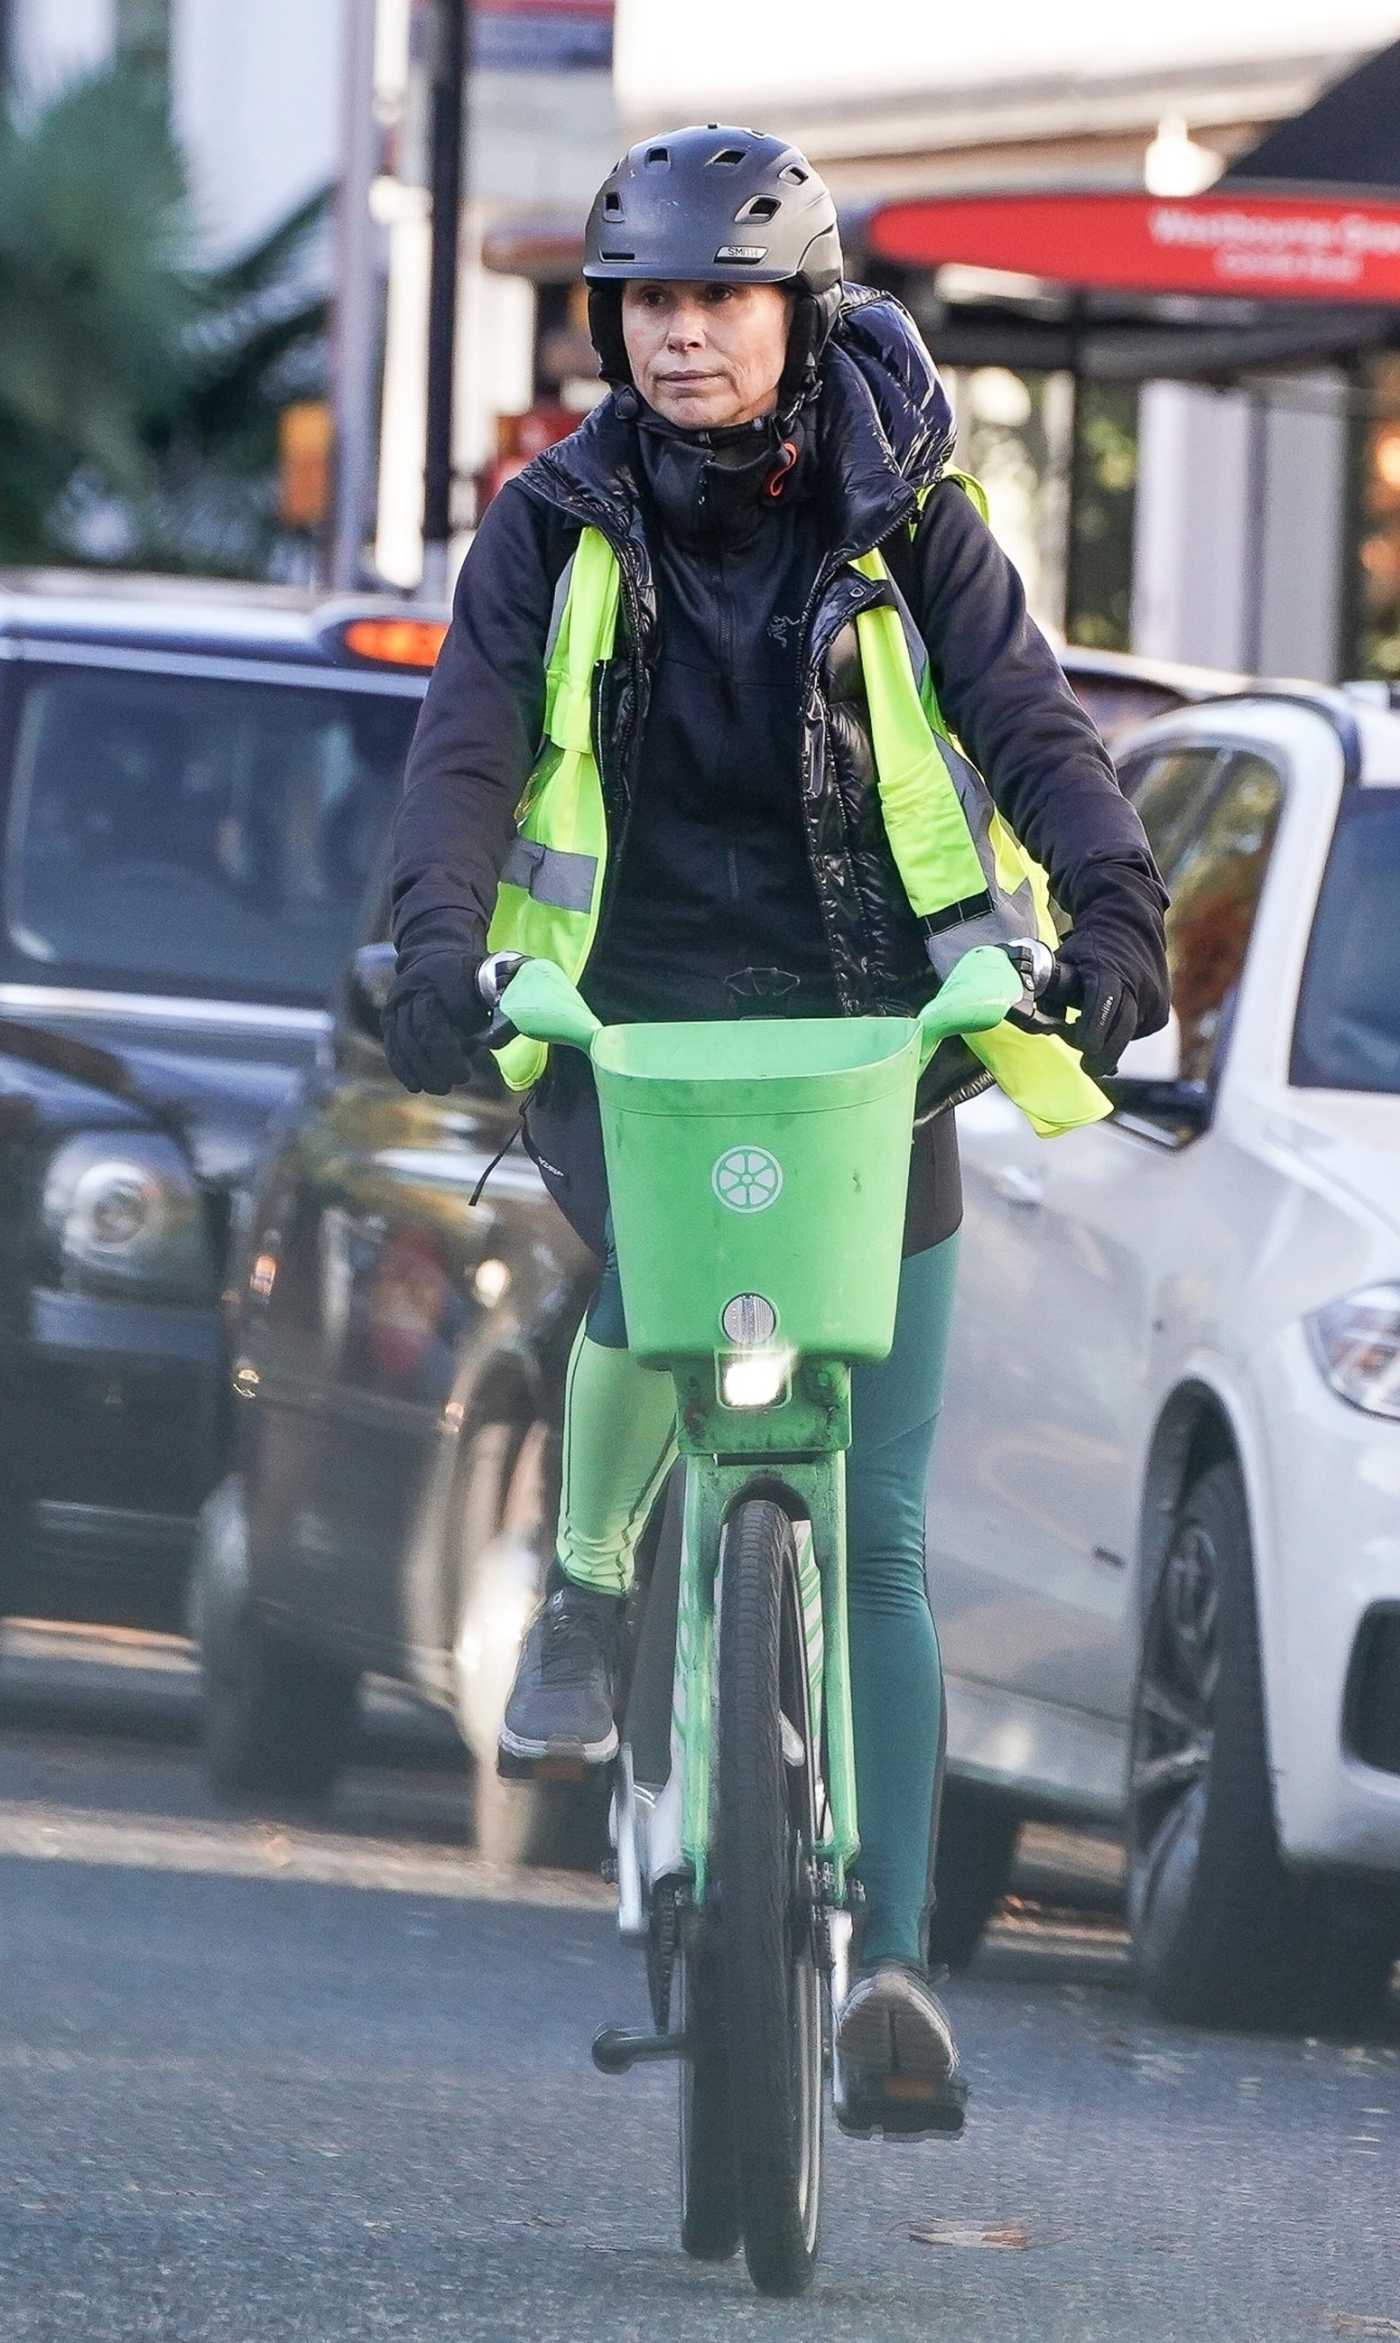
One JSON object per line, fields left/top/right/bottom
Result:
{"left": 41, "top": 1134, "right": 211, "bottom": 1302}
{"left": 1307, "top": 1284, "right": 1400, "bottom": 1420}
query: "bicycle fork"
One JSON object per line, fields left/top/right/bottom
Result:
{"left": 595, "top": 1360, "right": 863, "bottom": 2077}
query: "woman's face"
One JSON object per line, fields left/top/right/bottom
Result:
{"left": 621, "top": 280, "right": 793, "bottom": 429}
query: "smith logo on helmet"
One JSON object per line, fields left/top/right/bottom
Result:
{"left": 715, "top": 244, "right": 768, "bottom": 261}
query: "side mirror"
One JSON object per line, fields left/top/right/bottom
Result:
{"left": 1099, "top": 1006, "right": 1208, "bottom": 1137}
{"left": 1101, "top": 1073, "right": 1210, "bottom": 1138}
{"left": 345, "top": 941, "right": 395, "bottom": 1039}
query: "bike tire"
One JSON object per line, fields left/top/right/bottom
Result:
{"left": 677, "top": 1918, "right": 741, "bottom": 2261}
{"left": 717, "top": 1497, "right": 823, "bottom": 2299}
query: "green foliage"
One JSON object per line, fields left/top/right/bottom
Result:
{"left": 0, "top": 60, "right": 329, "bottom": 575}
{"left": 0, "top": 63, "right": 194, "bottom": 558}
{"left": 135, "top": 187, "right": 330, "bottom": 574}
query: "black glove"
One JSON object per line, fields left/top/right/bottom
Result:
{"left": 1054, "top": 863, "right": 1170, "bottom": 1079}
{"left": 381, "top": 945, "right": 487, "bottom": 1094}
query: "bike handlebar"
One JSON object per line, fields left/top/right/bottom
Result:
{"left": 477, "top": 940, "right": 1081, "bottom": 1057}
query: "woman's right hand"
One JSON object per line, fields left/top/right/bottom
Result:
{"left": 381, "top": 947, "right": 487, "bottom": 1094}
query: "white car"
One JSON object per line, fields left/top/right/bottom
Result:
{"left": 930, "top": 685, "right": 1400, "bottom": 2028}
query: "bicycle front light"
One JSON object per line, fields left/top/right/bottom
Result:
{"left": 717, "top": 1291, "right": 792, "bottom": 1409}
{"left": 1307, "top": 1284, "right": 1400, "bottom": 1420}
{"left": 719, "top": 1348, "right": 794, "bottom": 1411}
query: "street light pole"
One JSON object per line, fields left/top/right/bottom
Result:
{"left": 420, "top": 0, "right": 469, "bottom": 603}
{"left": 330, "top": 0, "right": 380, "bottom": 590}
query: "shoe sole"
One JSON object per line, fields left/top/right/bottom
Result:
{"left": 497, "top": 1720, "right": 619, "bottom": 1771}
{"left": 836, "top": 1991, "right": 968, "bottom": 2140}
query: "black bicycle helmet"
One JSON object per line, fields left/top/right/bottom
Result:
{"left": 582, "top": 124, "right": 844, "bottom": 414}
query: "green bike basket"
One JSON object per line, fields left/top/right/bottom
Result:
{"left": 590, "top": 1016, "right": 924, "bottom": 1366}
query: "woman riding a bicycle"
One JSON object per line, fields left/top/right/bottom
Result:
{"left": 383, "top": 125, "right": 1170, "bottom": 2136}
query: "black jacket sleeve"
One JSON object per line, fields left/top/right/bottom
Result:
{"left": 908, "top": 480, "right": 1167, "bottom": 925}
{"left": 389, "top": 481, "right": 576, "bottom": 958}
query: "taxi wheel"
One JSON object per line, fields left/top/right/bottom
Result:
{"left": 203, "top": 1608, "right": 359, "bottom": 1805}
{"left": 450, "top": 1415, "right": 606, "bottom": 1869}
{"left": 926, "top": 1785, "right": 1022, "bottom": 1971}
{"left": 193, "top": 1478, "right": 359, "bottom": 1806}
{"left": 1128, "top": 1460, "right": 1397, "bottom": 2030}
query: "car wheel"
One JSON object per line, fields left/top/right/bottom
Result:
{"left": 450, "top": 1415, "right": 606, "bottom": 1868}
{"left": 1128, "top": 1459, "right": 1397, "bottom": 2030}
{"left": 926, "top": 1783, "right": 1022, "bottom": 1970}
{"left": 192, "top": 1476, "right": 359, "bottom": 1805}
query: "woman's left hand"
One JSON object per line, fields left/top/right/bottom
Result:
{"left": 1055, "top": 864, "right": 1171, "bottom": 1078}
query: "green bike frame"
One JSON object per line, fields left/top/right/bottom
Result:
{"left": 495, "top": 948, "right": 1023, "bottom": 1904}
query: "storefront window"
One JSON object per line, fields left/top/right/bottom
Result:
{"left": 1355, "top": 354, "right": 1400, "bottom": 679}
{"left": 946, "top": 366, "right": 1074, "bottom": 632}
{"left": 944, "top": 366, "right": 1137, "bottom": 650}
{"left": 1066, "top": 381, "right": 1139, "bottom": 652}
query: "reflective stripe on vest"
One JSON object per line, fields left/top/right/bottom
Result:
{"left": 500, "top": 836, "right": 597, "bottom": 913}
{"left": 487, "top": 511, "right": 1108, "bottom": 1137}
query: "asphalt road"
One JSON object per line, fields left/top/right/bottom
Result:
{"left": 1, "top": 1625, "right": 1396, "bottom": 2343}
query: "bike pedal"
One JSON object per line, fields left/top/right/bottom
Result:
{"left": 835, "top": 2099, "right": 966, "bottom": 2142}
{"left": 591, "top": 2024, "right": 689, "bottom": 2075}
{"left": 834, "top": 2077, "right": 968, "bottom": 2142}
{"left": 495, "top": 1745, "right": 591, "bottom": 1785}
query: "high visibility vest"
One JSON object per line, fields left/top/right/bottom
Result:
{"left": 486, "top": 500, "right": 1109, "bottom": 1137}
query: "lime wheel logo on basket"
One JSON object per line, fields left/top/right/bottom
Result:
{"left": 711, "top": 1145, "right": 784, "bottom": 1214}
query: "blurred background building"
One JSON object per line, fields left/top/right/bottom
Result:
{"left": 483, "top": 3, "right": 1400, "bottom": 681}
{"left": 3, "top": 0, "right": 342, "bottom": 255}
{"left": 6, "top": 1, "right": 1400, "bottom": 679}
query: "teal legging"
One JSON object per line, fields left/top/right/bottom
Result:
{"left": 556, "top": 1238, "right": 958, "bottom": 1970}
{"left": 844, "top": 1240, "right": 956, "bottom": 1967}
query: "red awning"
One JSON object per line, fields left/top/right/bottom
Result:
{"left": 866, "top": 190, "right": 1400, "bottom": 306}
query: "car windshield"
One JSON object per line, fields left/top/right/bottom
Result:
{"left": 1, "top": 663, "right": 420, "bottom": 1005}
{"left": 1292, "top": 788, "right": 1400, "bottom": 1094}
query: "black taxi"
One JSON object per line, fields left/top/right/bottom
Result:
{"left": 0, "top": 573, "right": 443, "bottom": 1627}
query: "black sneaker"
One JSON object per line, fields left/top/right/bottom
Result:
{"left": 834, "top": 1960, "right": 968, "bottom": 2139}
{"left": 497, "top": 1569, "right": 623, "bottom": 1770}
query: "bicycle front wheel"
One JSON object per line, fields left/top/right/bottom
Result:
{"left": 676, "top": 1913, "right": 741, "bottom": 2261}
{"left": 717, "top": 1496, "right": 823, "bottom": 2298}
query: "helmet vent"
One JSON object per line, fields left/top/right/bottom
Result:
{"left": 601, "top": 248, "right": 636, "bottom": 261}
{"left": 709, "top": 146, "right": 747, "bottom": 166}
{"left": 644, "top": 145, "right": 670, "bottom": 167}
{"left": 737, "top": 195, "right": 779, "bottom": 222}
{"left": 603, "top": 191, "right": 624, "bottom": 216}
{"left": 780, "top": 164, "right": 809, "bottom": 185}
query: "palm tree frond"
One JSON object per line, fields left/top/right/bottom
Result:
{"left": 0, "top": 62, "right": 334, "bottom": 575}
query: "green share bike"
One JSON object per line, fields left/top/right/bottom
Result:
{"left": 480, "top": 940, "right": 1042, "bottom": 2298}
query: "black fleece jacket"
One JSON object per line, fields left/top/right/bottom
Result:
{"left": 585, "top": 406, "right": 833, "bottom": 1020}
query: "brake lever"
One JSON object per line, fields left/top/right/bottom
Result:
{"left": 477, "top": 950, "right": 529, "bottom": 1052}
{"left": 1005, "top": 937, "right": 1081, "bottom": 1046}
